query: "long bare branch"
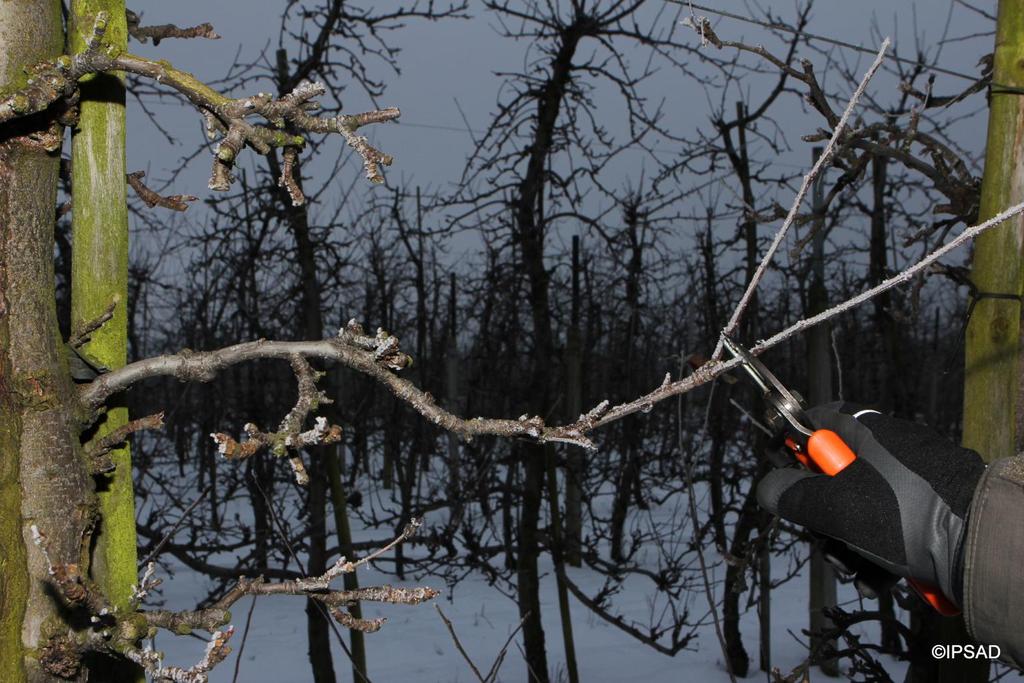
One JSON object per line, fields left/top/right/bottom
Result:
{"left": 83, "top": 195, "right": 1024, "bottom": 454}
{"left": 81, "top": 322, "right": 600, "bottom": 449}
{"left": 712, "top": 38, "right": 891, "bottom": 360}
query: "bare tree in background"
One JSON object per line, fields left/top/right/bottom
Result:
{"left": 2, "top": 2, "right": 1013, "bottom": 683}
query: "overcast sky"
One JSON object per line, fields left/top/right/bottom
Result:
{"left": 121, "top": 1, "right": 996, "bottom": 280}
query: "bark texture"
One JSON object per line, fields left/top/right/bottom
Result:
{"left": 1, "top": 4, "right": 96, "bottom": 682}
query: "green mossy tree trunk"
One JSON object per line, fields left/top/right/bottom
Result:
{"left": 948, "top": 2, "right": 1024, "bottom": 682}
{"left": 962, "top": 0, "right": 1024, "bottom": 463}
{"left": 1, "top": 3, "right": 97, "bottom": 681}
{"left": 67, "top": 3, "right": 141, "bottom": 681}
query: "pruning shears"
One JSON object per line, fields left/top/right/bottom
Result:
{"left": 722, "top": 335, "right": 960, "bottom": 616}
{"left": 722, "top": 336, "right": 856, "bottom": 475}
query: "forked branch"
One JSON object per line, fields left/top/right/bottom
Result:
{"left": 0, "top": 12, "right": 398, "bottom": 200}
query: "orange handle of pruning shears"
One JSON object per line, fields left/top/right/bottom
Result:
{"left": 782, "top": 429, "right": 856, "bottom": 476}
{"left": 784, "top": 430, "right": 962, "bottom": 616}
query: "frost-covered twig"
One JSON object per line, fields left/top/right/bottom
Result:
{"left": 122, "top": 628, "right": 234, "bottom": 683}
{"left": 209, "top": 356, "right": 341, "bottom": 484}
{"left": 0, "top": 12, "right": 398, "bottom": 200}
{"left": 130, "top": 561, "right": 161, "bottom": 606}
{"left": 712, "top": 38, "right": 891, "bottom": 360}
{"left": 152, "top": 520, "right": 435, "bottom": 635}
{"left": 753, "top": 199, "right": 1024, "bottom": 353}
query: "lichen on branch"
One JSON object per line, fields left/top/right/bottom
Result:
{"left": 0, "top": 12, "right": 399, "bottom": 202}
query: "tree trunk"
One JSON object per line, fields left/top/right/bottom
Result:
{"left": 517, "top": 448, "right": 549, "bottom": 683}
{"left": 66, "top": 0, "right": 143, "bottom": 671}
{"left": 733, "top": 101, "right": 774, "bottom": 673}
{"left": 563, "top": 236, "right": 583, "bottom": 567}
{"left": 722, "top": 485, "right": 757, "bottom": 678}
{"left": 305, "top": 458, "right": 336, "bottom": 683}
{"left": 698, "top": 221, "right": 729, "bottom": 551}
{"left": 867, "top": 143, "right": 903, "bottom": 655}
{"left": 326, "top": 443, "right": 367, "bottom": 682}
{"left": 609, "top": 207, "right": 646, "bottom": 563}
{"left": 446, "top": 274, "right": 461, "bottom": 500}
{"left": 869, "top": 144, "right": 900, "bottom": 413}
{"left": 963, "top": 0, "right": 1024, "bottom": 462}
{"left": 282, "top": 180, "right": 336, "bottom": 682}
{"left": 758, "top": 533, "right": 771, "bottom": 672}
{"left": 944, "top": 3, "right": 1024, "bottom": 682}
{"left": 0, "top": 5, "right": 100, "bottom": 682}
{"left": 508, "top": 27, "right": 588, "bottom": 683}
{"left": 544, "top": 445, "right": 579, "bottom": 683}
{"left": 807, "top": 147, "right": 839, "bottom": 676}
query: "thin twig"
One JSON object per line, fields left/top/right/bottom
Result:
{"left": 69, "top": 297, "right": 119, "bottom": 348}
{"left": 138, "top": 485, "right": 212, "bottom": 569}
{"left": 230, "top": 596, "right": 258, "bottom": 683}
{"left": 435, "top": 606, "right": 487, "bottom": 683}
{"left": 831, "top": 326, "right": 844, "bottom": 402}
{"left": 713, "top": 38, "right": 891, "bottom": 360}
{"left": 753, "top": 199, "right": 1024, "bottom": 354}
{"left": 483, "top": 613, "right": 530, "bottom": 683}
{"left": 675, "top": 1, "right": 977, "bottom": 82}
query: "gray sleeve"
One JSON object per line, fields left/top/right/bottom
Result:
{"left": 963, "top": 455, "right": 1024, "bottom": 670}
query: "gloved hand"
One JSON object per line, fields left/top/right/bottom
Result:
{"left": 757, "top": 402, "right": 986, "bottom": 607}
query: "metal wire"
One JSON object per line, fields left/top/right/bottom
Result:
{"left": 674, "top": 1, "right": 983, "bottom": 83}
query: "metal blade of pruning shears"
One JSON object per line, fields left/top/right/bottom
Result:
{"left": 721, "top": 335, "right": 812, "bottom": 437}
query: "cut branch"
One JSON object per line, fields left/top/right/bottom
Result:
{"left": 86, "top": 412, "right": 164, "bottom": 473}
{"left": 127, "top": 170, "right": 197, "bottom": 211}
{"left": 69, "top": 296, "right": 119, "bottom": 348}
{"left": 144, "top": 519, "right": 435, "bottom": 636}
{"left": 126, "top": 9, "right": 220, "bottom": 46}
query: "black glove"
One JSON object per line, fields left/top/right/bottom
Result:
{"left": 757, "top": 402, "right": 986, "bottom": 607}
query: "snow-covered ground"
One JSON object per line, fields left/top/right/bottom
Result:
{"left": 155, "top": 546, "right": 912, "bottom": 682}
{"left": 144, "top": 443, "right": 1010, "bottom": 682}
